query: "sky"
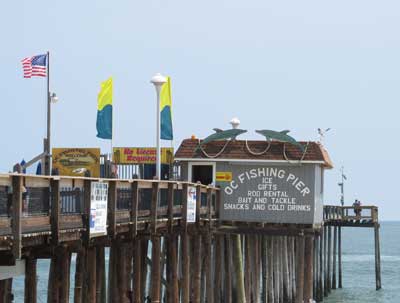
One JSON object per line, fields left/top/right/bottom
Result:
{"left": 1, "top": 0, "right": 399, "bottom": 220}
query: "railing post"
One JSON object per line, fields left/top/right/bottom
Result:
{"left": 167, "top": 183, "right": 175, "bottom": 234}
{"left": 181, "top": 183, "right": 190, "bottom": 303}
{"left": 130, "top": 180, "right": 139, "bottom": 238}
{"left": 11, "top": 175, "right": 22, "bottom": 260}
{"left": 107, "top": 180, "right": 117, "bottom": 239}
{"left": 215, "top": 187, "right": 221, "bottom": 226}
{"left": 206, "top": 187, "right": 213, "bottom": 229}
{"left": 50, "top": 178, "right": 60, "bottom": 245}
{"left": 195, "top": 183, "right": 201, "bottom": 228}
{"left": 83, "top": 179, "right": 92, "bottom": 246}
{"left": 150, "top": 182, "right": 159, "bottom": 234}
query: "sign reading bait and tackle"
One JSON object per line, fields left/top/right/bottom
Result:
{"left": 52, "top": 148, "right": 100, "bottom": 177}
{"left": 90, "top": 182, "right": 108, "bottom": 237}
{"left": 216, "top": 171, "right": 233, "bottom": 182}
{"left": 187, "top": 186, "right": 197, "bottom": 223}
{"left": 218, "top": 165, "right": 322, "bottom": 224}
{"left": 113, "top": 147, "right": 174, "bottom": 164}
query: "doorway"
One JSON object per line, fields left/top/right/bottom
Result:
{"left": 189, "top": 163, "right": 215, "bottom": 185}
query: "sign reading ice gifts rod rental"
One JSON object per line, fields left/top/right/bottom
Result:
{"left": 113, "top": 147, "right": 174, "bottom": 164}
{"left": 90, "top": 182, "right": 108, "bottom": 237}
{"left": 218, "top": 165, "right": 322, "bottom": 224}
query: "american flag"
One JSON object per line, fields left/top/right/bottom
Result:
{"left": 21, "top": 54, "right": 47, "bottom": 78}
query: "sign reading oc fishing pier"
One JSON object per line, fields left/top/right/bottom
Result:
{"left": 219, "top": 165, "right": 319, "bottom": 224}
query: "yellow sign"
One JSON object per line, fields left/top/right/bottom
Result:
{"left": 216, "top": 171, "right": 232, "bottom": 182}
{"left": 52, "top": 148, "right": 100, "bottom": 177}
{"left": 113, "top": 147, "right": 174, "bottom": 164}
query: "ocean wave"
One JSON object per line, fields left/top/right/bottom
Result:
{"left": 342, "top": 254, "right": 400, "bottom": 262}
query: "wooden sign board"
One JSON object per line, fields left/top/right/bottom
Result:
{"left": 113, "top": 147, "right": 174, "bottom": 164}
{"left": 216, "top": 164, "right": 323, "bottom": 224}
{"left": 52, "top": 148, "right": 100, "bottom": 177}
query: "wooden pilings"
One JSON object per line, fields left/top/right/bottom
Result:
{"left": 338, "top": 226, "right": 342, "bottom": 289}
{"left": 9, "top": 175, "right": 382, "bottom": 303}
{"left": 24, "top": 258, "right": 37, "bottom": 303}
{"left": 374, "top": 223, "right": 382, "bottom": 290}
{"left": 17, "top": 225, "right": 381, "bottom": 303}
{"left": 0, "top": 279, "right": 13, "bottom": 303}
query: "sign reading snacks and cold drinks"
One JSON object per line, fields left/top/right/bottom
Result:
{"left": 113, "top": 147, "right": 174, "bottom": 164}
{"left": 187, "top": 186, "right": 197, "bottom": 223}
{"left": 218, "top": 165, "right": 323, "bottom": 224}
{"left": 90, "top": 182, "right": 108, "bottom": 237}
{"left": 52, "top": 148, "right": 100, "bottom": 177}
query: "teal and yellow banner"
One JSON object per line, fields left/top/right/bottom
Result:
{"left": 160, "top": 76, "right": 173, "bottom": 140}
{"left": 96, "top": 77, "right": 113, "bottom": 139}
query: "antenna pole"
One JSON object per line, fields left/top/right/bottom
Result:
{"left": 338, "top": 166, "right": 345, "bottom": 206}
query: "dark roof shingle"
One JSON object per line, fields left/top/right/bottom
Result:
{"left": 175, "top": 139, "right": 333, "bottom": 168}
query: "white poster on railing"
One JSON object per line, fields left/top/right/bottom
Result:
{"left": 187, "top": 186, "right": 197, "bottom": 223}
{"left": 90, "top": 182, "right": 108, "bottom": 237}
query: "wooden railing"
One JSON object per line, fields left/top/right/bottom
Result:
{"left": 0, "top": 173, "right": 220, "bottom": 260}
{"left": 324, "top": 205, "right": 378, "bottom": 224}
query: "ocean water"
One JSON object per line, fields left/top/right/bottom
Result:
{"left": 10, "top": 222, "right": 400, "bottom": 302}
{"left": 324, "top": 221, "right": 400, "bottom": 303}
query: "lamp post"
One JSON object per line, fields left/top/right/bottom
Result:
{"left": 150, "top": 73, "right": 167, "bottom": 180}
{"left": 44, "top": 92, "right": 58, "bottom": 175}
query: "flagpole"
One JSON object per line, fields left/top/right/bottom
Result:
{"left": 110, "top": 83, "right": 114, "bottom": 176}
{"left": 45, "top": 50, "right": 51, "bottom": 175}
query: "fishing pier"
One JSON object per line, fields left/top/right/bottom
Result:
{"left": 0, "top": 138, "right": 381, "bottom": 303}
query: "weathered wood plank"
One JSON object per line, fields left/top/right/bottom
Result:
{"left": 24, "top": 257, "right": 37, "bottom": 303}
{"left": 150, "top": 182, "right": 159, "bottom": 234}
{"left": 107, "top": 181, "right": 117, "bottom": 238}
{"left": 11, "top": 175, "right": 22, "bottom": 259}
{"left": 150, "top": 236, "right": 161, "bottom": 303}
{"left": 50, "top": 179, "right": 60, "bottom": 245}
{"left": 83, "top": 180, "right": 91, "bottom": 246}
{"left": 130, "top": 181, "right": 139, "bottom": 237}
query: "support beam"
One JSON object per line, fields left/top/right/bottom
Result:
{"left": 50, "top": 179, "right": 60, "bottom": 245}
{"left": 295, "top": 236, "right": 305, "bottom": 303}
{"left": 107, "top": 181, "right": 117, "bottom": 239}
{"left": 338, "top": 227, "right": 342, "bottom": 289}
{"left": 193, "top": 234, "right": 202, "bottom": 303}
{"left": 303, "top": 236, "right": 314, "bottom": 303}
{"left": 59, "top": 249, "right": 71, "bottom": 303}
{"left": 167, "top": 234, "right": 179, "bottom": 303}
{"left": 11, "top": 175, "right": 22, "bottom": 260}
{"left": 204, "top": 232, "right": 213, "bottom": 303}
{"left": 133, "top": 238, "right": 142, "bottom": 303}
{"left": 267, "top": 237, "right": 274, "bottom": 303}
{"left": 327, "top": 226, "right": 332, "bottom": 293}
{"left": 24, "top": 257, "right": 37, "bottom": 303}
{"left": 224, "top": 235, "right": 232, "bottom": 303}
{"left": 74, "top": 250, "right": 85, "bottom": 303}
{"left": 374, "top": 224, "right": 382, "bottom": 290}
{"left": 181, "top": 184, "right": 190, "bottom": 303}
{"left": 332, "top": 227, "right": 337, "bottom": 289}
{"left": 232, "top": 234, "right": 245, "bottom": 303}
{"left": 84, "top": 247, "right": 97, "bottom": 303}
{"left": 214, "top": 235, "right": 223, "bottom": 303}
{"left": 319, "top": 232, "right": 324, "bottom": 301}
{"left": 96, "top": 247, "right": 106, "bottom": 303}
{"left": 150, "top": 236, "right": 162, "bottom": 303}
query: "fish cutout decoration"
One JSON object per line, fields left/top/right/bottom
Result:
{"left": 255, "top": 129, "right": 304, "bottom": 152}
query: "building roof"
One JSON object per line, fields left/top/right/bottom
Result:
{"left": 175, "top": 139, "right": 333, "bottom": 168}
